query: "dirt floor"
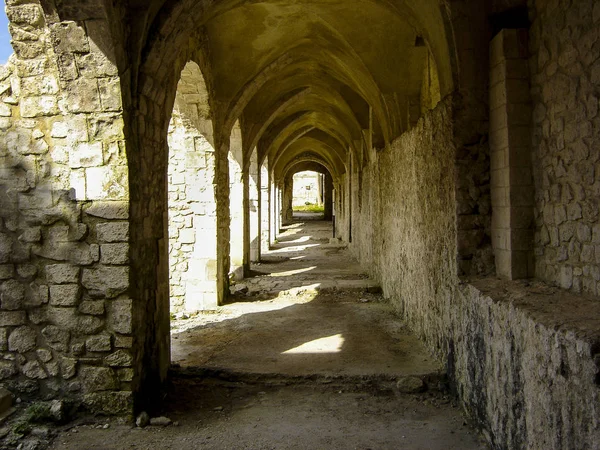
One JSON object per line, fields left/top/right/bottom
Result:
{"left": 48, "top": 378, "right": 487, "bottom": 450}
{"left": 10, "top": 219, "right": 487, "bottom": 449}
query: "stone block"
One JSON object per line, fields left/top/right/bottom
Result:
{"left": 68, "top": 243, "right": 95, "bottom": 266}
{"left": 36, "top": 349, "right": 52, "bottom": 363}
{"left": 60, "top": 357, "right": 77, "bottom": 379}
{"left": 86, "top": 166, "right": 128, "bottom": 200}
{"left": 20, "top": 75, "right": 59, "bottom": 97}
{"left": 49, "top": 284, "right": 81, "bottom": 306}
{"left": 49, "top": 21, "right": 89, "bottom": 54}
{"left": 46, "top": 264, "right": 80, "bottom": 284}
{"left": 6, "top": 5, "right": 44, "bottom": 28}
{"left": 100, "top": 243, "right": 129, "bottom": 265}
{"left": 114, "top": 335, "right": 132, "bottom": 348}
{"left": 69, "top": 169, "right": 86, "bottom": 200}
{"left": 19, "top": 227, "right": 41, "bottom": 243}
{"left": 0, "top": 311, "right": 26, "bottom": 327}
{"left": 22, "top": 360, "right": 47, "bottom": 379}
{"left": 82, "top": 266, "right": 128, "bottom": 299}
{"left": 20, "top": 96, "right": 59, "bottom": 118}
{"left": 96, "top": 222, "right": 129, "bottom": 243}
{"left": 109, "top": 299, "right": 132, "bottom": 334}
{"left": 179, "top": 229, "right": 195, "bottom": 244}
{"left": 8, "top": 326, "right": 37, "bottom": 353}
{"left": 86, "top": 334, "right": 111, "bottom": 352}
{"left": 98, "top": 78, "right": 122, "bottom": 112}
{"left": 78, "top": 300, "right": 104, "bottom": 315}
{"left": 85, "top": 201, "right": 129, "bottom": 219}
{"left": 117, "top": 368, "right": 133, "bottom": 382}
{"left": 0, "top": 279, "right": 25, "bottom": 310}
{"left": 66, "top": 78, "right": 101, "bottom": 113}
{"left": 0, "top": 361, "right": 16, "bottom": 380}
{"left": 41, "top": 325, "right": 70, "bottom": 352}
{"left": 69, "top": 142, "right": 103, "bottom": 168}
{"left": 104, "top": 350, "right": 132, "bottom": 367}
{"left": 0, "top": 265, "right": 13, "bottom": 281}
{"left": 80, "top": 366, "right": 117, "bottom": 392}
{"left": 560, "top": 265, "right": 573, "bottom": 289}
{"left": 82, "top": 391, "right": 132, "bottom": 415}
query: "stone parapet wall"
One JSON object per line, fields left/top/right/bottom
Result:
{"left": 530, "top": 0, "right": 600, "bottom": 295}
{"left": 454, "top": 278, "right": 600, "bottom": 449}
{"left": 0, "top": 1, "right": 133, "bottom": 414}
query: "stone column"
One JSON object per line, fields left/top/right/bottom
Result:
{"left": 249, "top": 150, "right": 260, "bottom": 263}
{"left": 215, "top": 135, "right": 231, "bottom": 305}
{"left": 229, "top": 126, "right": 244, "bottom": 281}
{"left": 260, "top": 161, "right": 270, "bottom": 253}
{"left": 282, "top": 177, "right": 294, "bottom": 226}
{"left": 489, "top": 29, "right": 534, "bottom": 279}
{"left": 323, "top": 172, "right": 333, "bottom": 220}
{"left": 269, "top": 173, "right": 278, "bottom": 245}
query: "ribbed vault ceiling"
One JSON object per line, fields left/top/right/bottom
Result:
{"left": 144, "top": 0, "right": 453, "bottom": 182}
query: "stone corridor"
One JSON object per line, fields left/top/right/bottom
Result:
{"left": 49, "top": 218, "right": 485, "bottom": 450}
{"left": 0, "top": 0, "right": 599, "bottom": 448}
{"left": 171, "top": 218, "right": 436, "bottom": 378}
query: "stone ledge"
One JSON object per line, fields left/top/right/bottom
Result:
{"left": 455, "top": 276, "right": 600, "bottom": 449}
{"left": 464, "top": 276, "right": 600, "bottom": 347}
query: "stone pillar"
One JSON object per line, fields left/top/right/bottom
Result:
{"left": 269, "top": 174, "right": 278, "bottom": 245}
{"left": 323, "top": 172, "right": 333, "bottom": 220}
{"left": 215, "top": 136, "right": 231, "bottom": 306}
{"left": 282, "top": 177, "right": 294, "bottom": 226}
{"left": 489, "top": 29, "right": 534, "bottom": 279}
{"left": 249, "top": 150, "right": 260, "bottom": 263}
{"left": 260, "top": 161, "right": 270, "bottom": 253}
{"left": 229, "top": 126, "right": 244, "bottom": 281}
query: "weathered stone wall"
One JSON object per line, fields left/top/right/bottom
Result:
{"left": 351, "top": 97, "right": 457, "bottom": 342}
{"left": 529, "top": 0, "right": 600, "bottom": 295}
{"left": 167, "top": 110, "right": 217, "bottom": 312}
{"left": 452, "top": 279, "right": 600, "bottom": 450}
{"left": 0, "top": 1, "right": 133, "bottom": 414}
{"left": 350, "top": 96, "right": 600, "bottom": 448}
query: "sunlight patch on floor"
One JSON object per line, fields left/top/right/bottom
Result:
{"left": 269, "top": 266, "right": 317, "bottom": 277}
{"left": 282, "top": 334, "right": 345, "bottom": 354}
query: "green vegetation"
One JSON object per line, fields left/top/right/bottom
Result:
{"left": 293, "top": 203, "right": 324, "bottom": 213}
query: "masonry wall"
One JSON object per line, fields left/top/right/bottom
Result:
{"left": 350, "top": 96, "right": 600, "bottom": 448}
{"left": 529, "top": 0, "right": 600, "bottom": 295}
{"left": 0, "top": 2, "right": 133, "bottom": 414}
{"left": 167, "top": 111, "right": 217, "bottom": 313}
{"left": 351, "top": 97, "right": 457, "bottom": 346}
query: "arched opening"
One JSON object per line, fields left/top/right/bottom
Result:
{"left": 167, "top": 61, "right": 218, "bottom": 314}
{"left": 291, "top": 171, "right": 325, "bottom": 219}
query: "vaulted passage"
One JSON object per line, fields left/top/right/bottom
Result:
{"left": 1, "top": 0, "right": 600, "bottom": 448}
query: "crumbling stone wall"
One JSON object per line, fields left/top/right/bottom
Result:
{"left": 529, "top": 0, "right": 600, "bottom": 295}
{"left": 0, "top": 1, "right": 133, "bottom": 414}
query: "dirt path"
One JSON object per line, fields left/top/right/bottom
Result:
{"left": 49, "top": 378, "right": 487, "bottom": 450}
